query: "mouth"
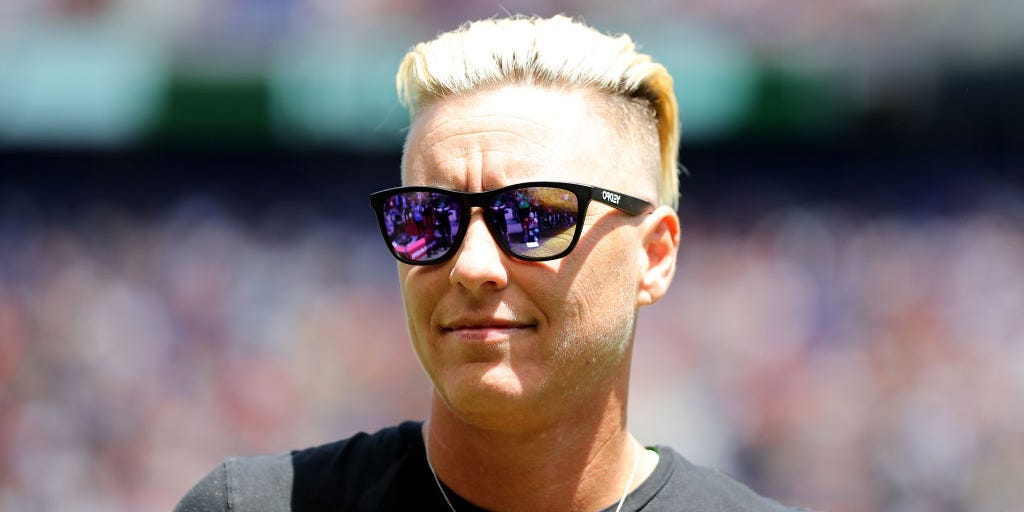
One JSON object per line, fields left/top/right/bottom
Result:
{"left": 440, "top": 319, "right": 536, "bottom": 342}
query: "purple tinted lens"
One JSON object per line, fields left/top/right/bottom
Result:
{"left": 492, "top": 186, "right": 578, "bottom": 259}
{"left": 382, "top": 191, "right": 461, "bottom": 262}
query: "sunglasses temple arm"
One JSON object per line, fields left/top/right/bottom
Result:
{"left": 590, "top": 187, "right": 655, "bottom": 215}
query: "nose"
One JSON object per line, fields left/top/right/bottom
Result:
{"left": 449, "top": 211, "right": 509, "bottom": 292}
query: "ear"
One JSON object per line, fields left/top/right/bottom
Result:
{"left": 637, "top": 206, "right": 680, "bottom": 306}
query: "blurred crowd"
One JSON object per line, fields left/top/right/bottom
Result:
{"left": 0, "top": 190, "right": 1021, "bottom": 511}
{"left": 4, "top": 0, "right": 1018, "bottom": 60}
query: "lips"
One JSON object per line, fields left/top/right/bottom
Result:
{"left": 439, "top": 318, "right": 536, "bottom": 342}
{"left": 442, "top": 319, "right": 531, "bottom": 331}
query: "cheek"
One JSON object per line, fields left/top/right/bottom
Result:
{"left": 399, "top": 267, "right": 443, "bottom": 349}
{"left": 570, "top": 229, "right": 641, "bottom": 311}
{"left": 565, "top": 273, "right": 636, "bottom": 336}
{"left": 547, "top": 239, "right": 641, "bottom": 356}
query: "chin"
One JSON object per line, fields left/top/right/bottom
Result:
{"left": 438, "top": 364, "right": 542, "bottom": 422}
{"left": 451, "top": 362, "right": 526, "bottom": 396}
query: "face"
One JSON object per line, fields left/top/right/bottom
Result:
{"left": 399, "top": 86, "right": 659, "bottom": 425}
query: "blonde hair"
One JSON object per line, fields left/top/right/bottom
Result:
{"left": 396, "top": 15, "right": 681, "bottom": 209}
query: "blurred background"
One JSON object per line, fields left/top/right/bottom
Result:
{"left": 1, "top": 1, "right": 1022, "bottom": 511}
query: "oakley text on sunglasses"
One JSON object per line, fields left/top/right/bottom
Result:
{"left": 369, "top": 181, "right": 654, "bottom": 265}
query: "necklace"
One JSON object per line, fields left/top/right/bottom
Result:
{"left": 425, "top": 442, "right": 642, "bottom": 512}
{"left": 425, "top": 444, "right": 458, "bottom": 512}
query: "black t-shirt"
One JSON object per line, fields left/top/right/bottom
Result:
{"left": 174, "top": 421, "right": 801, "bottom": 512}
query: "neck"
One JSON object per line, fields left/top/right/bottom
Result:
{"left": 424, "top": 383, "right": 647, "bottom": 511}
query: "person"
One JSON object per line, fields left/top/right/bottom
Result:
{"left": 412, "top": 201, "right": 427, "bottom": 236}
{"left": 434, "top": 199, "right": 454, "bottom": 247}
{"left": 175, "top": 14, "right": 803, "bottom": 512}
{"left": 488, "top": 198, "right": 509, "bottom": 243}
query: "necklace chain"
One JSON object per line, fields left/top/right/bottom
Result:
{"left": 424, "top": 441, "right": 642, "bottom": 512}
{"left": 424, "top": 443, "right": 459, "bottom": 512}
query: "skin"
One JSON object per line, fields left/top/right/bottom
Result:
{"left": 399, "top": 85, "right": 680, "bottom": 511}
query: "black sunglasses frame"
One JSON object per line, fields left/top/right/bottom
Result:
{"left": 369, "top": 181, "right": 654, "bottom": 265}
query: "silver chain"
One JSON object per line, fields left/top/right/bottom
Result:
{"left": 425, "top": 443, "right": 458, "bottom": 512}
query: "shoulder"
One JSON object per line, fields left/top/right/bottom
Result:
{"left": 173, "top": 453, "right": 293, "bottom": 512}
{"left": 289, "top": 421, "right": 423, "bottom": 500}
{"left": 174, "top": 422, "right": 425, "bottom": 512}
{"left": 641, "top": 446, "right": 806, "bottom": 512}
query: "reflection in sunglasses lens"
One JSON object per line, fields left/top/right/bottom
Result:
{"left": 382, "top": 191, "right": 461, "bottom": 262}
{"left": 495, "top": 187, "right": 578, "bottom": 259}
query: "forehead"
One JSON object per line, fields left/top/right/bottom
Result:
{"left": 402, "top": 86, "right": 620, "bottom": 190}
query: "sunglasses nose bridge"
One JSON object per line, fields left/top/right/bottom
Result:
{"left": 454, "top": 209, "right": 509, "bottom": 259}
{"left": 462, "top": 189, "right": 508, "bottom": 246}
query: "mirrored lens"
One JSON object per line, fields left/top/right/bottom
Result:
{"left": 380, "top": 191, "right": 462, "bottom": 263}
{"left": 490, "top": 186, "right": 579, "bottom": 259}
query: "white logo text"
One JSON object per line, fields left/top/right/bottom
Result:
{"left": 601, "top": 190, "right": 621, "bottom": 204}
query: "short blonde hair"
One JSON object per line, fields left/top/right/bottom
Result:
{"left": 396, "top": 15, "right": 681, "bottom": 209}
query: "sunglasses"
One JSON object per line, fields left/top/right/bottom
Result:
{"left": 369, "top": 181, "right": 654, "bottom": 265}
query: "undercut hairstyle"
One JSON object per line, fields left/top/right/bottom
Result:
{"left": 396, "top": 15, "right": 681, "bottom": 209}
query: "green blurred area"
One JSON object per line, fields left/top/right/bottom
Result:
{"left": 156, "top": 77, "right": 273, "bottom": 144}
{"left": 742, "top": 67, "right": 851, "bottom": 142}
{"left": 0, "top": 59, "right": 851, "bottom": 148}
